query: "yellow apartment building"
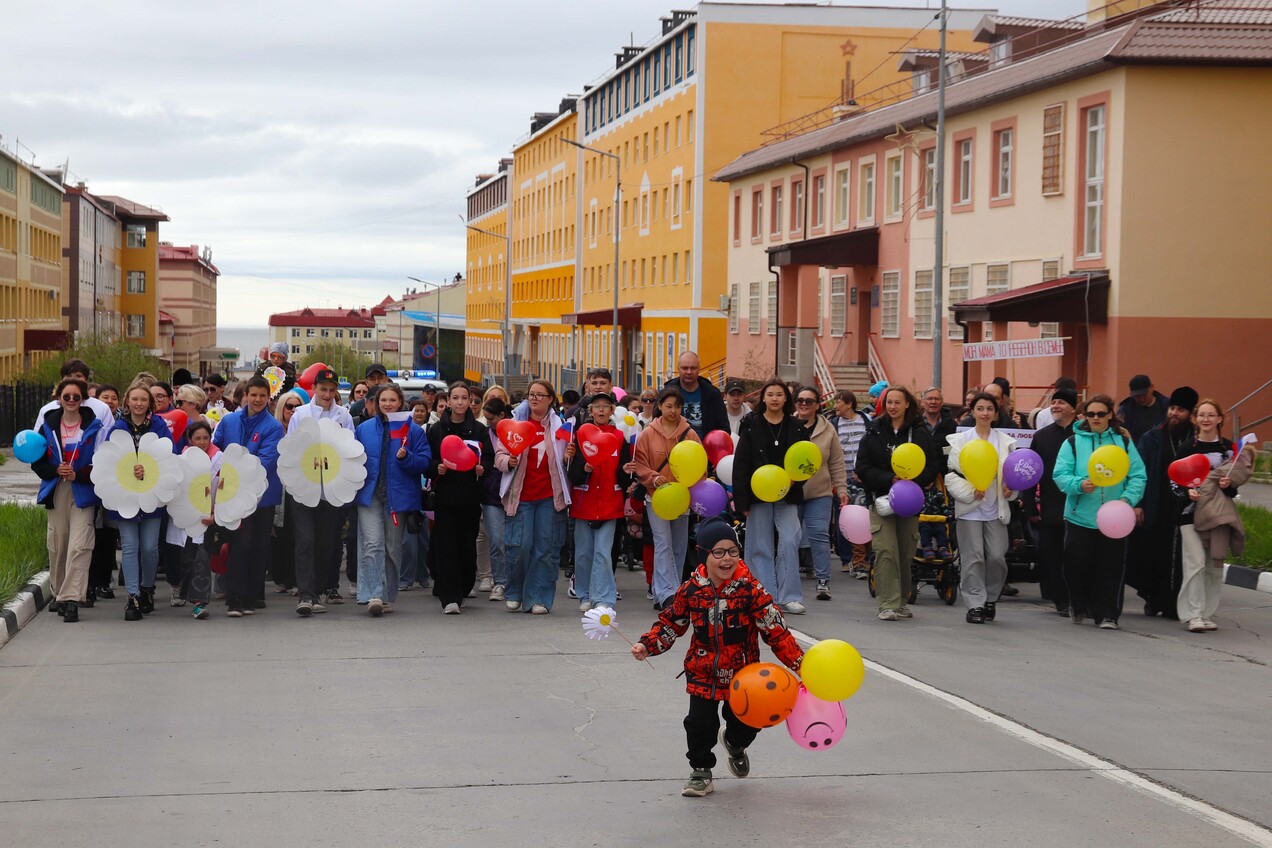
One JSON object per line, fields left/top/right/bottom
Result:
{"left": 98, "top": 194, "right": 169, "bottom": 357}
{"left": 568, "top": 3, "right": 985, "bottom": 392}
{"left": 0, "top": 148, "right": 64, "bottom": 380}
{"left": 464, "top": 162, "right": 510, "bottom": 383}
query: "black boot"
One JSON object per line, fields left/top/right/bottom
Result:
{"left": 124, "top": 595, "right": 143, "bottom": 621}
{"left": 61, "top": 601, "right": 79, "bottom": 623}
{"left": 966, "top": 607, "right": 985, "bottom": 624}
{"left": 50, "top": 600, "right": 65, "bottom": 615}
{"left": 139, "top": 587, "right": 155, "bottom": 615}
{"left": 80, "top": 587, "right": 96, "bottom": 608}
{"left": 984, "top": 602, "right": 996, "bottom": 622}
{"left": 97, "top": 584, "right": 116, "bottom": 600}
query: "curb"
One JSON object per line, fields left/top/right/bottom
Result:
{"left": 0, "top": 570, "right": 53, "bottom": 651}
{"left": 1223, "top": 563, "right": 1272, "bottom": 595}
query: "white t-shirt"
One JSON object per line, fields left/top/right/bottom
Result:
{"left": 727, "top": 403, "right": 751, "bottom": 436}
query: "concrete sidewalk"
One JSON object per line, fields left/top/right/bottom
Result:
{"left": 0, "top": 448, "right": 37, "bottom": 505}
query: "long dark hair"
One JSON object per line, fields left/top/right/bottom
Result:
{"left": 883, "top": 386, "right": 919, "bottom": 426}
{"left": 757, "top": 378, "right": 794, "bottom": 416}
{"left": 375, "top": 384, "right": 407, "bottom": 421}
{"left": 653, "top": 385, "right": 683, "bottom": 417}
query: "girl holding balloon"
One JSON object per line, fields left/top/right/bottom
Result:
{"left": 426, "top": 381, "right": 493, "bottom": 615}
{"left": 1051, "top": 395, "right": 1147, "bottom": 629}
{"left": 732, "top": 379, "right": 811, "bottom": 614}
{"left": 945, "top": 392, "right": 1019, "bottom": 624}
{"left": 793, "top": 386, "right": 849, "bottom": 602}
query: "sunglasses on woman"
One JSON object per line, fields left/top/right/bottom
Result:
{"left": 1086, "top": 410, "right": 1110, "bottom": 418}
{"left": 284, "top": 402, "right": 302, "bottom": 411}
{"left": 61, "top": 393, "right": 82, "bottom": 402}
{"left": 796, "top": 397, "right": 818, "bottom": 405}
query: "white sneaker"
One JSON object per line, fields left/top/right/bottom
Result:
{"left": 443, "top": 603, "right": 460, "bottom": 615}
{"left": 169, "top": 589, "right": 186, "bottom": 607}
{"left": 505, "top": 600, "right": 522, "bottom": 612}
{"left": 1188, "top": 617, "right": 1208, "bottom": 632}
{"left": 530, "top": 604, "right": 549, "bottom": 615}
{"left": 467, "top": 589, "right": 477, "bottom": 598}
{"left": 368, "top": 598, "right": 383, "bottom": 617}
{"left": 579, "top": 601, "right": 593, "bottom": 612}
{"left": 877, "top": 609, "right": 900, "bottom": 621}
{"left": 782, "top": 601, "right": 806, "bottom": 615}
{"left": 478, "top": 577, "right": 493, "bottom": 592}
{"left": 490, "top": 584, "right": 506, "bottom": 601}
{"left": 1202, "top": 619, "right": 1218, "bottom": 631}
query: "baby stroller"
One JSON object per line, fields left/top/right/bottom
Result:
{"left": 1004, "top": 497, "right": 1042, "bottom": 585}
{"left": 867, "top": 478, "right": 960, "bottom": 605}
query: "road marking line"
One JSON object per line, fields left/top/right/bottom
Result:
{"left": 788, "top": 628, "right": 1272, "bottom": 847}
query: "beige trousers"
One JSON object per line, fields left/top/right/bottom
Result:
{"left": 47, "top": 480, "right": 96, "bottom": 603}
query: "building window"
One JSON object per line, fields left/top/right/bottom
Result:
{"left": 791, "top": 180, "right": 804, "bottom": 232}
{"left": 921, "top": 148, "right": 936, "bottom": 211}
{"left": 913, "top": 270, "right": 933, "bottom": 339}
{"left": 783, "top": 330, "right": 798, "bottom": 367}
{"left": 1042, "top": 104, "right": 1065, "bottom": 196}
{"left": 306, "top": 328, "right": 315, "bottom": 337}
{"left": 321, "top": 329, "right": 330, "bottom": 338}
{"left": 733, "top": 194, "right": 741, "bottom": 243}
{"left": 126, "top": 271, "right": 145, "bottom": 294}
{"left": 751, "top": 189, "right": 763, "bottom": 240}
{"left": 994, "top": 127, "right": 1014, "bottom": 198}
{"left": 885, "top": 155, "right": 903, "bottom": 219}
{"left": 336, "top": 329, "right": 344, "bottom": 338}
{"left": 834, "top": 166, "right": 850, "bottom": 227}
{"left": 292, "top": 345, "right": 301, "bottom": 355}
{"left": 956, "top": 138, "right": 973, "bottom": 205}
{"left": 1082, "top": 104, "right": 1105, "bottom": 258}
{"left": 989, "top": 37, "right": 1012, "bottom": 69}
{"left": 767, "top": 281, "right": 778, "bottom": 335}
{"left": 880, "top": 271, "right": 900, "bottom": 338}
{"left": 126, "top": 314, "right": 145, "bottom": 337}
{"left": 748, "top": 282, "right": 761, "bottom": 335}
{"left": 730, "top": 283, "right": 739, "bottom": 334}
{"left": 858, "top": 161, "right": 875, "bottom": 225}
{"left": 948, "top": 267, "right": 970, "bottom": 340}
{"left": 813, "top": 175, "right": 826, "bottom": 228}
{"left": 364, "top": 329, "right": 373, "bottom": 339}
{"left": 984, "top": 263, "right": 1010, "bottom": 341}
{"left": 830, "top": 275, "right": 847, "bottom": 336}
{"left": 126, "top": 224, "right": 146, "bottom": 248}
{"left": 1040, "top": 259, "right": 1062, "bottom": 338}
{"left": 771, "top": 185, "right": 783, "bottom": 236}
{"left": 291, "top": 328, "right": 300, "bottom": 337}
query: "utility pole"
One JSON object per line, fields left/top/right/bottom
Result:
{"left": 563, "top": 137, "right": 622, "bottom": 386}
{"left": 932, "top": 0, "right": 948, "bottom": 389}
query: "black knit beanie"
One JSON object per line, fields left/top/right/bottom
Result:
{"left": 696, "top": 516, "right": 739, "bottom": 564}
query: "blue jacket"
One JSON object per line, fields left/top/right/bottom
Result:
{"left": 212, "top": 406, "right": 284, "bottom": 507}
{"left": 355, "top": 417, "right": 431, "bottom": 514}
{"left": 105, "top": 414, "right": 174, "bottom": 521}
{"left": 1052, "top": 423, "right": 1148, "bottom": 530}
{"left": 32, "top": 406, "right": 105, "bottom": 509}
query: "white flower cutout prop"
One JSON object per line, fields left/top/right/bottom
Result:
{"left": 582, "top": 605, "right": 654, "bottom": 668}
{"left": 167, "top": 448, "right": 215, "bottom": 536}
{"left": 277, "top": 417, "right": 367, "bottom": 507}
{"left": 90, "top": 429, "right": 181, "bottom": 519}
{"left": 212, "top": 444, "right": 269, "bottom": 530}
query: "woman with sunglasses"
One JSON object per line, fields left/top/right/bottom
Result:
{"left": 1052, "top": 394, "right": 1147, "bottom": 630}
{"left": 173, "top": 384, "right": 207, "bottom": 425}
{"left": 793, "top": 387, "right": 849, "bottom": 603}
{"left": 32, "top": 378, "right": 106, "bottom": 623}
{"left": 348, "top": 381, "right": 369, "bottom": 407}
{"left": 636, "top": 392, "right": 658, "bottom": 430}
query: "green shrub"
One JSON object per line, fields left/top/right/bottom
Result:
{"left": 0, "top": 503, "right": 49, "bottom": 606}
{"left": 1233, "top": 503, "right": 1272, "bottom": 571}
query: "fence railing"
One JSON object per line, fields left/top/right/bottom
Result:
{"left": 1, "top": 383, "right": 54, "bottom": 448}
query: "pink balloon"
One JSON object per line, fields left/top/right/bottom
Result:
{"left": 786, "top": 684, "right": 847, "bottom": 752}
{"left": 838, "top": 504, "right": 872, "bottom": 544}
{"left": 440, "top": 434, "right": 477, "bottom": 472}
{"left": 613, "top": 387, "right": 627, "bottom": 402}
{"left": 1096, "top": 500, "right": 1136, "bottom": 539}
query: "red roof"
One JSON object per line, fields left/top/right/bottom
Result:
{"left": 268, "top": 307, "right": 377, "bottom": 328}
{"left": 159, "top": 310, "right": 176, "bottom": 323}
{"left": 95, "top": 195, "right": 169, "bottom": 222}
{"left": 158, "top": 243, "right": 220, "bottom": 275}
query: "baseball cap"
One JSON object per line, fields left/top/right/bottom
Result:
{"left": 725, "top": 380, "right": 745, "bottom": 394}
{"left": 366, "top": 362, "right": 387, "bottom": 378}
{"left": 587, "top": 391, "right": 617, "bottom": 406}
{"left": 314, "top": 368, "right": 338, "bottom": 386}
{"left": 1129, "top": 374, "right": 1151, "bottom": 397}
{"left": 422, "top": 383, "right": 438, "bottom": 393}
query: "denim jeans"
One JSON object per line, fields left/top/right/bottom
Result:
{"left": 798, "top": 495, "right": 833, "bottom": 582}
{"left": 746, "top": 501, "right": 802, "bottom": 604}
{"left": 358, "top": 493, "right": 403, "bottom": 605}
{"left": 574, "top": 519, "right": 618, "bottom": 607}
{"left": 111, "top": 516, "right": 160, "bottom": 597}
{"left": 481, "top": 503, "right": 507, "bottom": 587}
{"left": 401, "top": 516, "right": 431, "bottom": 588}
{"left": 504, "top": 497, "right": 566, "bottom": 611}
{"left": 648, "top": 505, "right": 689, "bottom": 606}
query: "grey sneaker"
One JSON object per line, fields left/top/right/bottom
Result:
{"left": 896, "top": 606, "right": 913, "bottom": 619}
{"left": 877, "top": 609, "right": 899, "bottom": 621}
{"left": 442, "top": 603, "right": 460, "bottom": 615}
{"left": 478, "top": 577, "right": 493, "bottom": 592}
{"left": 490, "top": 584, "right": 506, "bottom": 601}
{"left": 1098, "top": 619, "right": 1119, "bottom": 630}
{"left": 310, "top": 601, "right": 327, "bottom": 614}
{"left": 296, "top": 600, "right": 313, "bottom": 617}
{"left": 681, "top": 769, "right": 714, "bottom": 797}
{"left": 782, "top": 601, "right": 807, "bottom": 615}
{"left": 368, "top": 598, "right": 383, "bottom": 617}
{"left": 505, "top": 600, "right": 522, "bottom": 612}
{"left": 815, "top": 581, "right": 831, "bottom": 601}
{"left": 719, "top": 727, "right": 750, "bottom": 778}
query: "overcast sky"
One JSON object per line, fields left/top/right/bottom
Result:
{"left": 6, "top": 0, "right": 1084, "bottom": 327}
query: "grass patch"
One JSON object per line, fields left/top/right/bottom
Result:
{"left": 1233, "top": 503, "right": 1272, "bottom": 571}
{"left": 0, "top": 503, "right": 48, "bottom": 606}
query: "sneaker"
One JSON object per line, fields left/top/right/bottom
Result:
{"left": 227, "top": 608, "right": 243, "bottom": 618}
{"left": 505, "top": 600, "right": 522, "bottom": 612}
{"left": 241, "top": 607, "right": 256, "bottom": 615}
{"left": 922, "top": 548, "right": 936, "bottom": 562}
{"left": 489, "top": 584, "right": 506, "bottom": 601}
{"left": 467, "top": 588, "right": 477, "bottom": 598}
{"left": 1070, "top": 609, "right": 1086, "bottom": 625}
{"left": 193, "top": 604, "right": 209, "bottom": 620}
{"left": 478, "top": 577, "right": 493, "bottom": 592}
{"left": 124, "top": 596, "right": 143, "bottom": 621}
{"left": 1098, "top": 619, "right": 1119, "bottom": 630}
{"left": 841, "top": 562, "right": 854, "bottom": 573}
{"left": 1202, "top": 619, "right": 1218, "bottom": 631}
{"left": 296, "top": 600, "right": 313, "bottom": 617}
{"left": 326, "top": 590, "right": 344, "bottom": 605}
{"left": 579, "top": 601, "right": 593, "bottom": 612}
{"left": 51, "top": 600, "right": 65, "bottom": 615}
{"left": 896, "top": 606, "right": 913, "bottom": 619}
{"left": 646, "top": 589, "right": 655, "bottom": 600}
{"left": 310, "top": 601, "right": 327, "bottom": 614}
{"left": 97, "top": 586, "right": 116, "bottom": 600}
{"left": 399, "top": 584, "right": 414, "bottom": 592}
{"left": 815, "top": 581, "right": 831, "bottom": 601}
{"left": 681, "top": 769, "right": 714, "bottom": 797}
{"left": 274, "top": 585, "right": 292, "bottom": 594}
{"left": 984, "top": 602, "right": 996, "bottom": 622}
{"left": 170, "top": 592, "right": 187, "bottom": 607}
{"left": 567, "top": 576, "right": 578, "bottom": 599}
{"left": 368, "top": 598, "right": 384, "bottom": 617}
{"left": 937, "top": 547, "right": 952, "bottom": 561}
{"left": 1000, "top": 584, "right": 1020, "bottom": 597}
{"left": 719, "top": 727, "right": 750, "bottom": 779}
{"left": 852, "top": 566, "right": 869, "bottom": 580}
{"left": 1187, "top": 617, "right": 1207, "bottom": 632}
{"left": 530, "top": 603, "right": 549, "bottom": 615}
{"left": 139, "top": 588, "right": 155, "bottom": 615}
{"left": 616, "top": 590, "right": 622, "bottom": 601}
{"left": 782, "top": 601, "right": 807, "bottom": 615}
{"left": 877, "top": 609, "right": 899, "bottom": 621}
{"left": 61, "top": 601, "right": 79, "bottom": 623}
{"left": 443, "top": 603, "right": 461, "bottom": 615}
{"left": 966, "top": 607, "right": 985, "bottom": 624}
{"left": 81, "top": 588, "right": 96, "bottom": 608}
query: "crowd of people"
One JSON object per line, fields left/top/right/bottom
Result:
{"left": 30, "top": 347, "right": 1250, "bottom": 640}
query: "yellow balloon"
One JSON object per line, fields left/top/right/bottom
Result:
{"left": 751, "top": 464, "right": 792, "bottom": 502}
{"left": 800, "top": 639, "right": 865, "bottom": 701}
{"left": 1088, "top": 444, "right": 1130, "bottom": 487}
{"left": 651, "top": 482, "right": 691, "bottom": 520}
{"left": 668, "top": 441, "right": 708, "bottom": 487}
{"left": 959, "top": 439, "right": 998, "bottom": 491}
{"left": 890, "top": 442, "right": 926, "bottom": 480}
{"left": 783, "top": 442, "right": 822, "bottom": 481}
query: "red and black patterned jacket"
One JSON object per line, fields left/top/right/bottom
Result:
{"left": 637, "top": 562, "right": 804, "bottom": 701}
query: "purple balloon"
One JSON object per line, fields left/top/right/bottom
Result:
{"left": 1002, "top": 448, "right": 1044, "bottom": 491}
{"left": 889, "top": 479, "right": 925, "bottom": 517}
{"left": 689, "top": 478, "right": 729, "bottom": 517}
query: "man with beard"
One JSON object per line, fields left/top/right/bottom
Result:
{"left": 1127, "top": 386, "right": 1198, "bottom": 619}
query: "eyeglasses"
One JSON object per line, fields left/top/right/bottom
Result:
{"left": 641, "top": 396, "right": 655, "bottom": 402}
{"left": 527, "top": 392, "right": 552, "bottom": 400}
{"left": 1086, "top": 410, "right": 1110, "bottom": 418}
{"left": 796, "top": 398, "right": 818, "bottom": 405}
{"left": 701, "top": 546, "right": 741, "bottom": 559}
{"left": 61, "top": 394, "right": 82, "bottom": 401}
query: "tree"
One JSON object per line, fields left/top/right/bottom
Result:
{"left": 26, "top": 333, "right": 169, "bottom": 389}
{"left": 298, "top": 342, "right": 372, "bottom": 384}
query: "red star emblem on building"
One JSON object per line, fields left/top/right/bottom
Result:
{"left": 840, "top": 39, "right": 858, "bottom": 56}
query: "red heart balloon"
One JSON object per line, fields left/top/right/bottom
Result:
{"left": 441, "top": 434, "right": 478, "bottom": 472}
{"left": 703, "top": 430, "right": 734, "bottom": 467}
{"left": 496, "top": 419, "right": 537, "bottom": 457}
{"left": 1168, "top": 454, "right": 1212, "bottom": 488}
{"left": 591, "top": 431, "right": 621, "bottom": 470}
{"left": 159, "top": 409, "right": 188, "bottom": 443}
{"left": 297, "top": 362, "right": 327, "bottom": 392}
{"left": 576, "top": 423, "right": 601, "bottom": 446}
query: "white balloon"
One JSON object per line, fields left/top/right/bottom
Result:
{"left": 716, "top": 455, "right": 735, "bottom": 486}
{"left": 730, "top": 432, "right": 740, "bottom": 448}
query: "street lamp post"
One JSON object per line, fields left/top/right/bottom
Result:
{"left": 460, "top": 224, "right": 514, "bottom": 382}
{"left": 407, "top": 276, "right": 442, "bottom": 376}
{"left": 563, "top": 136, "right": 621, "bottom": 387}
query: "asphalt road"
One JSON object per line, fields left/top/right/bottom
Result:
{"left": 2, "top": 560, "right": 1269, "bottom": 847}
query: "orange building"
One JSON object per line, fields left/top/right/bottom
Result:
{"left": 97, "top": 195, "right": 169, "bottom": 357}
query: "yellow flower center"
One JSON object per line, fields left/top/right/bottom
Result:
{"left": 598, "top": 614, "right": 612, "bottom": 626}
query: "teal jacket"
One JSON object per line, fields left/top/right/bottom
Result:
{"left": 1052, "top": 424, "right": 1147, "bottom": 530}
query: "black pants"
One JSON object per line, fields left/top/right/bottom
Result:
{"left": 342, "top": 504, "right": 358, "bottom": 584}
{"left": 227, "top": 509, "right": 272, "bottom": 612}
{"left": 90, "top": 525, "right": 118, "bottom": 588}
{"left": 179, "top": 539, "right": 212, "bottom": 605}
{"left": 271, "top": 499, "right": 295, "bottom": 589}
{"left": 1129, "top": 519, "right": 1182, "bottom": 619}
{"left": 431, "top": 502, "right": 480, "bottom": 607}
{"left": 1038, "top": 522, "right": 1069, "bottom": 611}
{"left": 1063, "top": 522, "right": 1126, "bottom": 624}
{"left": 684, "top": 695, "right": 759, "bottom": 771}
{"left": 292, "top": 499, "right": 342, "bottom": 602}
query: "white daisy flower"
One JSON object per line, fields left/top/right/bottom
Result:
{"left": 212, "top": 444, "right": 269, "bottom": 530}
{"left": 277, "top": 417, "right": 367, "bottom": 508}
{"left": 167, "top": 448, "right": 214, "bottom": 536}
{"left": 90, "top": 429, "right": 181, "bottom": 519}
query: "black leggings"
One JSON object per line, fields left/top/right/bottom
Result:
{"left": 1063, "top": 522, "right": 1126, "bottom": 623}
{"left": 684, "top": 695, "right": 759, "bottom": 771}
{"left": 431, "top": 503, "right": 481, "bottom": 606}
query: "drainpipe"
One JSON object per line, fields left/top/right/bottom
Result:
{"left": 795, "top": 160, "right": 810, "bottom": 240}
{"left": 769, "top": 253, "right": 781, "bottom": 376}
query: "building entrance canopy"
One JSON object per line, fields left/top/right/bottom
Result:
{"left": 950, "top": 273, "right": 1110, "bottom": 324}
{"left": 766, "top": 227, "right": 879, "bottom": 268}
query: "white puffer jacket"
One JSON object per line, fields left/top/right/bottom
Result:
{"left": 945, "top": 428, "right": 1018, "bottom": 524}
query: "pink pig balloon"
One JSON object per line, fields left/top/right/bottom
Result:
{"left": 786, "top": 684, "right": 847, "bottom": 752}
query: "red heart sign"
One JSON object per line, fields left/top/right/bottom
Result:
{"left": 496, "top": 419, "right": 537, "bottom": 457}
